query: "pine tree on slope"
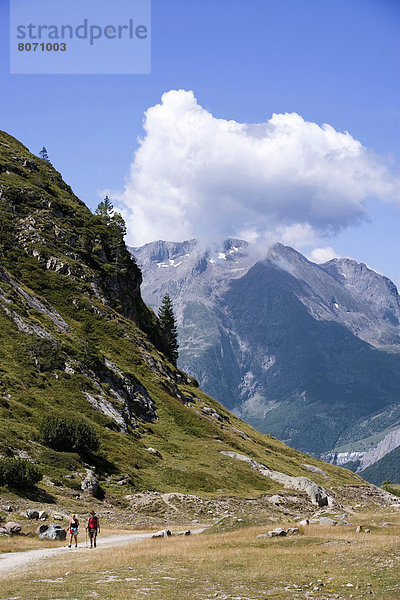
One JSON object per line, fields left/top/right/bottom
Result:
{"left": 95, "top": 197, "right": 127, "bottom": 265}
{"left": 158, "top": 294, "right": 179, "bottom": 366}
{"left": 39, "top": 146, "right": 51, "bottom": 163}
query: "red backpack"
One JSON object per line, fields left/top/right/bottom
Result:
{"left": 88, "top": 516, "right": 98, "bottom": 529}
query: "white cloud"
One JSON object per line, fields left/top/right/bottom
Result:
{"left": 109, "top": 90, "right": 400, "bottom": 247}
{"left": 309, "top": 247, "right": 341, "bottom": 263}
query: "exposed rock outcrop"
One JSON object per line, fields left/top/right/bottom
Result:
{"left": 81, "top": 470, "right": 99, "bottom": 496}
{"left": 221, "top": 451, "right": 331, "bottom": 506}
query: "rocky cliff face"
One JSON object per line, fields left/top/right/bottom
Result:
{"left": 132, "top": 238, "right": 400, "bottom": 468}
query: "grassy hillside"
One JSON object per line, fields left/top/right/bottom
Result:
{"left": 0, "top": 130, "right": 367, "bottom": 510}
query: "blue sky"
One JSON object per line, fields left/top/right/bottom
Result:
{"left": 1, "top": 0, "right": 400, "bottom": 282}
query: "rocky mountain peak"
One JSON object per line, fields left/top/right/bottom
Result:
{"left": 132, "top": 239, "right": 199, "bottom": 264}
{"left": 134, "top": 237, "right": 400, "bottom": 460}
{"left": 322, "top": 257, "right": 400, "bottom": 327}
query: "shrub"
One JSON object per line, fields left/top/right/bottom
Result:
{"left": 40, "top": 414, "right": 100, "bottom": 455}
{"left": 27, "top": 338, "right": 64, "bottom": 372}
{"left": 0, "top": 457, "right": 42, "bottom": 489}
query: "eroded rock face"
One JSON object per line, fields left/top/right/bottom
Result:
{"left": 220, "top": 451, "right": 331, "bottom": 507}
{"left": 81, "top": 470, "right": 99, "bottom": 496}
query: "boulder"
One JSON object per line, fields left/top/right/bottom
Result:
{"left": 147, "top": 448, "right": 162, "bottom": 458}
{"left": 220, "top": 451, "right": 331, "bottom": 506}
{"left": 268, "top": 528, "right": 287, "bottom": 537}
{"left": 319, "top": 517, "right": 337, "bottom": 526}
{"left": 26, "top": 509, "right": 39, "bottom": 520}
{"left": 81, "top": 470, "right": 99, "bottom": 496}
{"left": 0, "top": 527, "right": 10, "bottom": 536}
{"left": 39, "top": 525, "right": 66, "bottom": 541}
{"left": 298, "top": 519, "right": 309, "bottom": 527}
{"left": 52, "top": 514, "right": 64, "bottom": 521}
{"left": 5, "top": 506, "right": 13, "bottom": 512}
{"left": 152, "top": 529, "right": 172, "bottom": 538}
{"left": 35, "top": 524, "right": 49, "bottom": 535}
{"left": 287, "top": 528, "right": 300, "bottom": 535}
{"left": 356, "top": 525, "right": 363, "bottom": 533}
{"left": 38, "top": 511, "right": 48, "bottom": 520}
{"left": 302, "top": 464, "right": 329, "bottom": 479}
{"left": 5, "top": 521, "right": 21, "bottom": 534}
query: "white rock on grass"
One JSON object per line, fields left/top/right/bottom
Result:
{"left": 152, "top": 529, "right": 172, "bottom": 538}
{"left": 259, "top": 527, "right": 299, "bottom": 538}
{"left": 147, "top": 447, "right": 162, "bottom": 458}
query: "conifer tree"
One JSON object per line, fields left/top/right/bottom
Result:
{"left": 95, "top": 195, "right": 114, "bottom": 224}
{"left": 95, "top": 197, "right": 127, "bottom": 265}
{"left": 39, "top": 146, "right": 50, "bottom": 162}
{"left": 158, "top": 294, "right": 179, "bottom": 366}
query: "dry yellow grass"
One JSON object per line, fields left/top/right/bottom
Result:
{"left": 2, "top": 511, "right": 400, "bottom": 599}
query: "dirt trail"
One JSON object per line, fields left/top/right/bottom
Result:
{"left": 0, "top": 529, "right": 204, "bottom": 576}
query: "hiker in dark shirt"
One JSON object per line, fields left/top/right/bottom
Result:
{"left": 86, "top": 510, "right": 100, "bottom": 548}
{"left": 68, "top": 514, "right": 79, "bottom": 548}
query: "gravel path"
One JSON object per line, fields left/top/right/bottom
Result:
{"left": 0, "top": 529, "right": 204, "bottom": 576}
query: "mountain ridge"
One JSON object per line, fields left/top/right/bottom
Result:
{"left": 133, "top": 238, "right": 400, "bottom": 472}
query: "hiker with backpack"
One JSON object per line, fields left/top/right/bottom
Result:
{"left": 86, "top": 510, "right": 100, "bottom": 548}
{"left": 68, "top": 514, "right": 79, "bottom": 548}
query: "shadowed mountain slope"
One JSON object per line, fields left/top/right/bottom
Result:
{"left": 133, "top": 239, "right": 400, "bottom": 464}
